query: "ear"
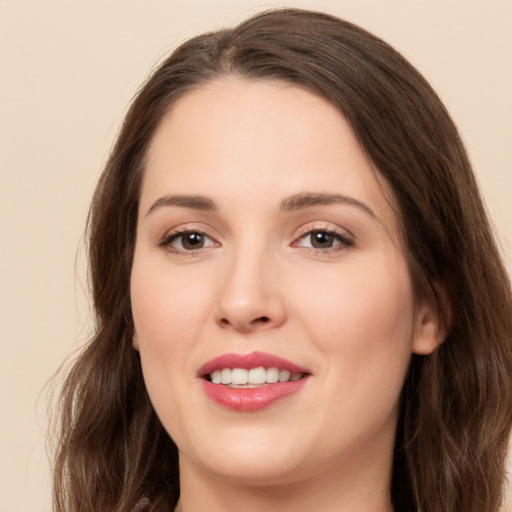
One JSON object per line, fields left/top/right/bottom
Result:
{"left": 132, "top": 331, "right": 140, "bottom": 351}
{"left": 412, "top": 284, "right": 452, "bottom": 355}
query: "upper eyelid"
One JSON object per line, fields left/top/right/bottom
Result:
{"left": 157, "top": 228, "right": 214, "bottom": 250}
{"left": 293, "top": 229, "right": 353, "bottom": 246}
{"left": 293, "top": 221, "right": 355, "bottom": 239}
{"left": 159, "top": 223, "right": 219, "bottom": 241}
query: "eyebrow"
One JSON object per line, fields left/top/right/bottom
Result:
{"left": 145, "top": 191, "right": 377, "bottom": 220}
{"left": 146, "top": 194, "right": 217, "bottom": 216}
{"left": 279, "top": 192, "right": 377, "bottom": 219}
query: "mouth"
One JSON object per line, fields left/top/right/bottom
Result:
{"left": 198, "top": 352, "right": 310, "bottom": 411}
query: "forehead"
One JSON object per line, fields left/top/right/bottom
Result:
{"left": 142, "top": 77, "right": 400, "bottom": 234}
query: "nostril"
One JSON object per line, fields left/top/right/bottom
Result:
{"left": 218, "top": 315, "right": 273, "bottom": 329}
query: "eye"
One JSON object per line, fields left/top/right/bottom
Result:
{"left": 160, "top": 230, "right": 218, "bottom": 253}
{"left": 293, "top": 229, "right": 354, "bottom": 252}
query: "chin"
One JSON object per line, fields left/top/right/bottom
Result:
{"left": 180, "top": 427, "right": 313, "bottom": 486}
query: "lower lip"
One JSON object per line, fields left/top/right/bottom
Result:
{"left": 202, "top": 378, "right": 308, "bottom": 411}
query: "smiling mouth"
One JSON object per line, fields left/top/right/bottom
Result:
{"left": 205, "top": 367, "right": 306, "bottom": 388}
{"left": 199, "top": 353, "right": 310, "bottom": 411}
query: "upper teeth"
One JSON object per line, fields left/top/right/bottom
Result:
{"left": 210, "top": 367, "right": 302, "bottom": 387}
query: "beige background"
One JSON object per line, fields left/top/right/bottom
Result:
{"left": 1, "top": 1, "right": 510, "bottom": 511}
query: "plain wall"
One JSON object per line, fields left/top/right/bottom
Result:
{"left": 1, "top": 1, "right": 510, "bottom": 510}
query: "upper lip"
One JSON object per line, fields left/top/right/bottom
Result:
{"left": 198, "top": 351, "right": 310, "bottom": 377}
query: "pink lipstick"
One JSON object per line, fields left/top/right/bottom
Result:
{"left": 198, "top": 351, "right": 310, "bottom": 412}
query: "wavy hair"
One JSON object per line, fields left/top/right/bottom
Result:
{"left": 53, "top": 9, "right": 512, "bottom": 512}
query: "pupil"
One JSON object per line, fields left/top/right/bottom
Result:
{"left": 183, "top": 233, "right": 203, "bottom": 249}
{"left": 312, "top": 231, "right": 333, "bottom": 248}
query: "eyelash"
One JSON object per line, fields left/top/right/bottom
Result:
{"left": 158, "top": 229, "right": 218, "bottom": 255}
{"left": 158, "top": 227, "right": 354, "bottom": 255}
{"left": 292, "top": 227, "right": 354, "bottom": 254}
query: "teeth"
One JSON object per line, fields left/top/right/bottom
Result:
{"left": 231, "top": 368, "right": 248, "bottom": 385}
{"left": 221, "top": 368, "right": 231, "bottom": 385}
{"left": 266, "top": 367, "right": 279, "bottom": 383}
{"left": 279, "top": 370, "right": 291, "bottom": 382}
{"left": 248, "top": 367, "right": 266, "bottom": 385}
{"left": 209, "top": 367, "right": 304, "bottom": 387}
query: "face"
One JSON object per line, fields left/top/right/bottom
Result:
{"left": 130, "top": 77, "right": 440, "bottom": 486}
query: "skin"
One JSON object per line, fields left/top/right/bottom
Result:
{"left": 130, "top": 77, "right": 442, "bottom": 512}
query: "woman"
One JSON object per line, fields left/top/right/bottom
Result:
{"left": 53, "top": 8, "right": 512, "bottom": 512}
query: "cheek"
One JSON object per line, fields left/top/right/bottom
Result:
{"left": 129, "top": 254, "right": 210, "bottom": 398}
{"left": 307, "top": 254, "right": 414, "bottom": 343}
{"left": 300, "top": 255, "right": 416, "bottom": 396}
{"left": 130, "top": 256, "right": 212, "bottom": 351}
{"left": 130, "top": 257, "right": 212, "bottom": 434}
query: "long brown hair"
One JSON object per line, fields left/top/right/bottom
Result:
{"left": 53, "top": 9, "right": 512, "bottom": 512}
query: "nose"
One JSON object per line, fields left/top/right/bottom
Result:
{"left": 214, "top": 248, "right": 286, "bottom": 333}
